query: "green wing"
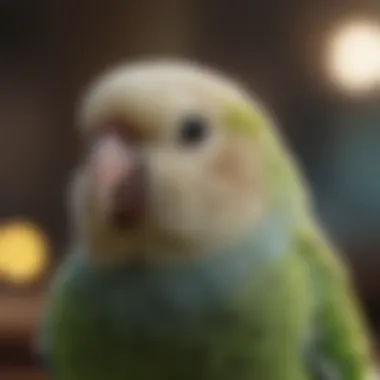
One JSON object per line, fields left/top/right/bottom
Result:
{"left": 297, "top": 223, "right": 374, "bottom": 380}
{"left": 41, "top": 254, "right": 111, "bottom": 380}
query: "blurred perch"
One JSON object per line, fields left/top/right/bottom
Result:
{"left": 0, "top": 369, "right": 45, "bottom": 380}
{"left": 0, "top": 292, "right": 43, "bottom": 344}
{"left": 0, "top": 291, "right": 45, "bottom": 378}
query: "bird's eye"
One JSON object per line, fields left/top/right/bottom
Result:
{"left": 178, "top": 115, "right": 210, "bottom": 146}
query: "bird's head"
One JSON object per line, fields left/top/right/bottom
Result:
{"left": 70, "top": 59, "right": 305, "bottom": 265}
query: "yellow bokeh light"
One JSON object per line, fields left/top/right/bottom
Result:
{"left": 0, "top": 220, "right": 49, "bottom": 285}
{"left": 327, "top": 20, "right": 380, "bottom": 93}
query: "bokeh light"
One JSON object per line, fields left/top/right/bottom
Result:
{"left": 327, "top": 20, "right": 380, "bottom": 93}
{"left": 0, "top": 220, "right": 49, "bottom": 285}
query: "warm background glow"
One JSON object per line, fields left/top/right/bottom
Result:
{"left": 327, "top": 20, "right": 380, "bottom": 93}
{"left": 0, "top": 220, "right": 49, "bottom": 285}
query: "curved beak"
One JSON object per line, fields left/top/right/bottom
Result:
{"left": 88, "top": 132, "right": 146, "bottom": 227}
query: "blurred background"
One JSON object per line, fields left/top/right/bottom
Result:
{"left": 1, "top": 0, "right": 380, "bottom": 378}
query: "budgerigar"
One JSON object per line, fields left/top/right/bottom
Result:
{"left": 39, "top": 60, "right": 378, "bottom": 380}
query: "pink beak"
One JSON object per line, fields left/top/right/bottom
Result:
{"left": 88, "top": 133, "right": 145, "bottom": 227}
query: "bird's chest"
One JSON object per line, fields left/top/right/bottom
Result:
{"left": 82, "top": 252, "right": 311, "bottom": 380}
{"left": 86, "top": 259, "right": 264, "bottom": 380}
{"left": 96, "top": 261, "right": 251, "bottom": 343}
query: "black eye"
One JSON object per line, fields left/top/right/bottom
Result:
{"left": 178, "top": 115, "right": 210, "bottom": 146}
